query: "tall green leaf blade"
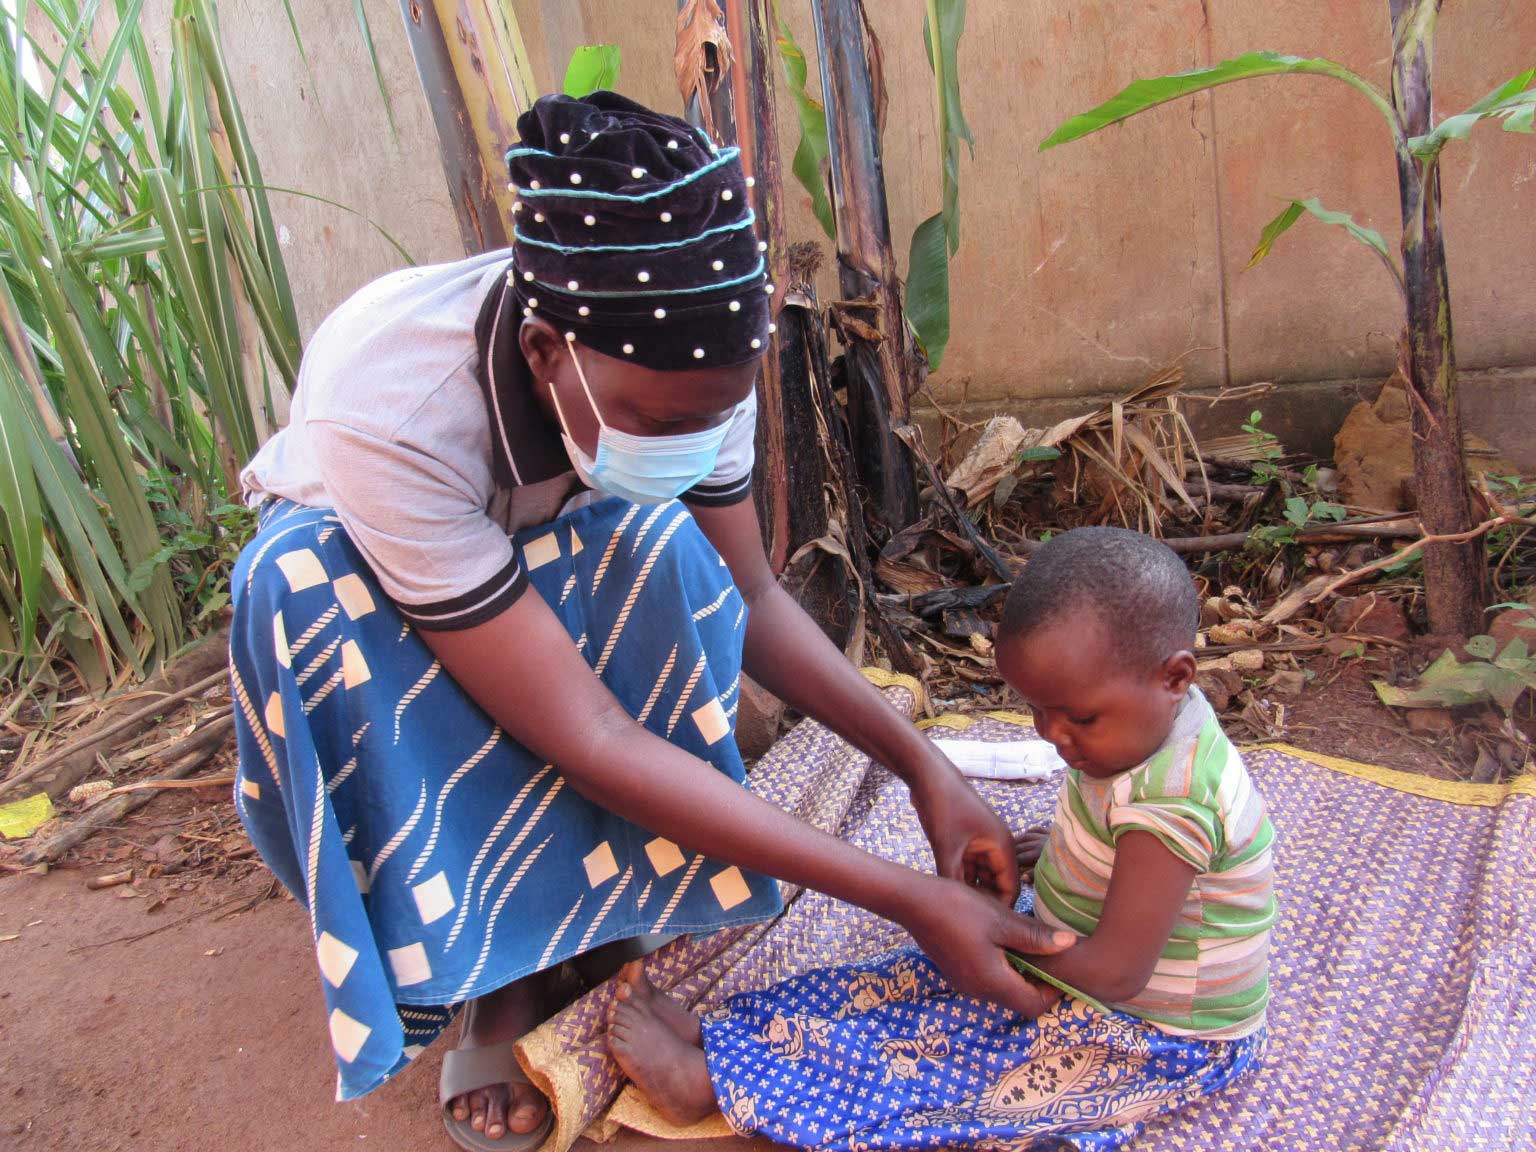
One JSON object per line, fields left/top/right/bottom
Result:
{"left": 1041, "top": 51, "right": 1391, "bottom": 151}
{"left": 563, "top": 44, "right": 621, "bottom": 98}
{"left": 187, "top": 0, "right": 301, "bottom": 374}
{"left": 36, "top": 0, "right": 102, "bottom": 179}
{"left": 64, "top": 0, "right": 146, "bottom": 187}
{"left": 349, "top": 0, "right": 396, "bottom": 135}
{"left": 1507, "top": 103, "right": 1535, "bottom": 134}
{"left": 0, "top": 357, "right": 43, "bottom": 655}
{"left": 906, "top": 211, "right": 950, "bottom": 370}
{"left": 774, "top": 8, "right": 835, "bottom": 240}
{"left": 924, "top": 0, "right": 972, "bottom": 254}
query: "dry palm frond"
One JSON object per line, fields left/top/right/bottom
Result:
{"left": 674, "top": 0, "right": 734, "bottom": 140}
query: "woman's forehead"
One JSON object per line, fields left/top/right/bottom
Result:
{"left": 599, "top": 356, "right": 757, "bottom": 417}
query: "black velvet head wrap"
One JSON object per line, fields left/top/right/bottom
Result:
{"left": 505, "top": 92, "right": 772, "bottom": 371}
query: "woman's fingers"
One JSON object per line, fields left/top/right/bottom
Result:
{"left": 999, "top": 908, "right": 1075, "bottom": 956}
{"left": 972, "top": 954, "right": 1066, "bottom": 1018}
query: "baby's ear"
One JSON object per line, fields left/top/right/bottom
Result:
{"left": 1162, "top": 650, "right": 1197, "bottom": 696}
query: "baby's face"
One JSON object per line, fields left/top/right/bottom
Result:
{"left": 997, "top": 616, "right": 1192, "bottom": 779}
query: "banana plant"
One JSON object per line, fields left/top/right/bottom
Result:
{"left": 1040, "top": 17, "right": 1534, "bottom": 638}
{"left": 775, "top": 1, "right": 971, "bottom": 371}
{"left": 904, "top": 0, "right": 972, "bottom": 371}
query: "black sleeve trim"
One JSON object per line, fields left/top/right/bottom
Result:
{"left": 397, "top": 556, "right": 530, "bottom": 632}
{"left": 682, "top": 473, "right": 753, "bottom": 508}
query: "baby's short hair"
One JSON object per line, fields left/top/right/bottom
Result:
{"left": 999, "top": 526, "right": 1199, "bottom": 669}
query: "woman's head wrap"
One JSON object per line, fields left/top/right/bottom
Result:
{"left": 506, "top": 92, "right": 773, "bottom": 371}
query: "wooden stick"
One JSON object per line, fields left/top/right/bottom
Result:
{"left": 118, "top": 705, "right": 235, "bottom": 764}
{"left": 85, "top": 870, "right": 134, "bottom": 890}
{"left": 1264, "top": 511, "right": 1536, "bottom": 626}
{"left": 19, "top": 716, "right": 234, "bottom": 865}
{"left": 95, "top": 772, "right": 236, "bottom": 801}
{"left": 1165, "top": 520, "right": 1419, "bottom": 556}
{"left": 0, "top": 670, "right": 228, "bottom": 798}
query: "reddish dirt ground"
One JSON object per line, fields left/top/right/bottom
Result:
{"left": 0, "top": 867, "right": 756, "bottom": 1152}
{"left": 2, "top": 665, "right": 1518, "bottom": 1151}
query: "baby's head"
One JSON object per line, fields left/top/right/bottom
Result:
{"left": 997, "top": 527, "right": 1199, "bottom": 779}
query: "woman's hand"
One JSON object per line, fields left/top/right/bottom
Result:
{"left": 907, "top": 748, "right": 1021, "bottom": 908}
{"left": 900, "top": 874, "right": 1073, "bottom": 1017}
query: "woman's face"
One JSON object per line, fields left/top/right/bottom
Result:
{"left": 521, "top": 319, "right": 758, "bottom": 457}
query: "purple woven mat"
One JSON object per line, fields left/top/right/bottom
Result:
{"left": 520, "top": 682, "right": 1536, "bottom": 1152}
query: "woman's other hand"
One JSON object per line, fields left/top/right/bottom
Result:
{"left": 908, "top": 748, "right": 1021, "bottom": 908}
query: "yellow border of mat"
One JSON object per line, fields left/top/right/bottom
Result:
{"left": 861, "top": 667, "right": 1534, "bottom": 809}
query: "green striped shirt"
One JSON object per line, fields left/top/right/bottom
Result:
{"left": 1034, "top": 688, "right": 1275, "bottom": 1039}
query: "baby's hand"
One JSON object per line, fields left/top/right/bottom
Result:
{"left": 1014, "top": 825, "right": 1050, "bottom": 882}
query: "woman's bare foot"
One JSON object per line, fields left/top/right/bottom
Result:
{"left": 606, "top": 960, "right": 715, "bottom": 1126}
{"left": 449, "top": 974, "right": 549, "bottom": 1140}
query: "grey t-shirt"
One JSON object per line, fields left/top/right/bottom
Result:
{"left": 241, "top": 250, "right": 755, "bottom": 630}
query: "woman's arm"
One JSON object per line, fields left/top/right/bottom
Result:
{"left": 420, "top": 588, "right": 1071, "bottom": 1015}
{"left": 689, "top": 497, "right": 1020, "bottom": 905}
{"left": 1029, "top": 831, "right": 1197, "bottom": 1004}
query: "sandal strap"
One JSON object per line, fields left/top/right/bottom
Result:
{"left": 439, "top": 1040, "right": 530, "bottom": 1108}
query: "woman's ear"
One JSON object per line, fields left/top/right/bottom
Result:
{"left": 1163, "top": 651, "right": 1197, "bottom": 697}
{"left": 518, "top": 317, "right": 566, "bottom": 382}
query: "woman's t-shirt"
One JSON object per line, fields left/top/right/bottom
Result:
{"left": 1033, "top": 688, "right": 1276, "bottom": 1040}
{"left": 241, "top": 250, "right": 757, "bottom": 632}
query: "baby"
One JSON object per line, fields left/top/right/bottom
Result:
{"left": 607, "top": 527, "right": 1276, "bottom": 1150}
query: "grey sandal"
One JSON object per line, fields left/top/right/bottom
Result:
{"left": 440, "top": 1004, "right": 554, "bottom": 1152}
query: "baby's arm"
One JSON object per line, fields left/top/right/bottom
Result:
{"left": 1027, "top": 831, "right": 1195, "bottom": 1005}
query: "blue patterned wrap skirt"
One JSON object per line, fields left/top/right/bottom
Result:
{"left": 700, "top": 894, "right": 1264, "bottom": 1152}
{"left": 229, "top": 496, "right": 783, "bottom": 1099}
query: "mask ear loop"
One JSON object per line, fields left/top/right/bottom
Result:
{"left": 548, "top": 331, "right": 606, "bottom": 437}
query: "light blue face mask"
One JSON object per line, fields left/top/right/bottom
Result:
{"left": 550, "top": 337, "right": 732, "bottom": 506}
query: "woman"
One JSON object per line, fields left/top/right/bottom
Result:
{"left": 230, "top": 93, "right": 1067, "bottom": 1151}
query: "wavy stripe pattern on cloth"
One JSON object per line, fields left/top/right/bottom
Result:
{"left": 229, "top": 496, "right": 779, "bottom": 1099}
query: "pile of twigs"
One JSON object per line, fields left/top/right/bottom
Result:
{"left": 0, "top": 630, "right": 238, "bottom": 870}
{"left": 855, "top": 367, "right": 1536, "bottom": 765}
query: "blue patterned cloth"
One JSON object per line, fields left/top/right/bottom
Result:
{"left": 701, "top": 897, "right": 1263, "bottom": 1152}
{"left": 229, "top": 496, "right": 782, "bottom": 1099}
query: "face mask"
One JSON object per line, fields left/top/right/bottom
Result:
{"left": 549, "top": 337, "right": 733, "bottom": 506}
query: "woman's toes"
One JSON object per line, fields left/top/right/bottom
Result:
{"left": 451, "top": 1092, "right": 470, "bottom": 1122}
{"left": 508, "top": 1081, "right": 546, "bottom": 1134}
{"left": 469, "top": 1088, "right": 487, "bottom": 1132}
{"left": 484, "top": 1088, "right": 508, "bottom": 1140}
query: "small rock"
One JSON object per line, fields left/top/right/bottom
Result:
{"left": 1230, "top": 649, "right": 1265, "bottom": 674}
{"left": 1266, "top": 670, "right": 1308, "bottom": 698}
{"left": 1334, "top": 376, "right": 1516, "bottom": 511}
{"left": 1326, "top": 594, "right": 1412, "bottom": 643}
{"left": 1209, "top": 620, "right": 1259, "bottom": 646}
{"left": 1197, "top": 667, "right": 1244, "bottom": 713}
{"left": 1405, "top": 708, "right": 1455, "bottom": 735}
{"left": 1324, "top": 636, "right": 1365, "bottom": 658}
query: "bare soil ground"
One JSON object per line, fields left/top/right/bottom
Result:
{"left": 0, "top": 864, "right": 760, "bottom": 1152}
{"left": 0, "top": 667, "right": 1499, "bottom": 1152}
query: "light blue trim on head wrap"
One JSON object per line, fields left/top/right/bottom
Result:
{"left": 531, "top": 255, "right": 766, "bottom": 299}
{"left": 508, "top": 146, "right": 742, "bottom": 202}
{"left": 512, "top": 212, "right": 756, "bottom": 256}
